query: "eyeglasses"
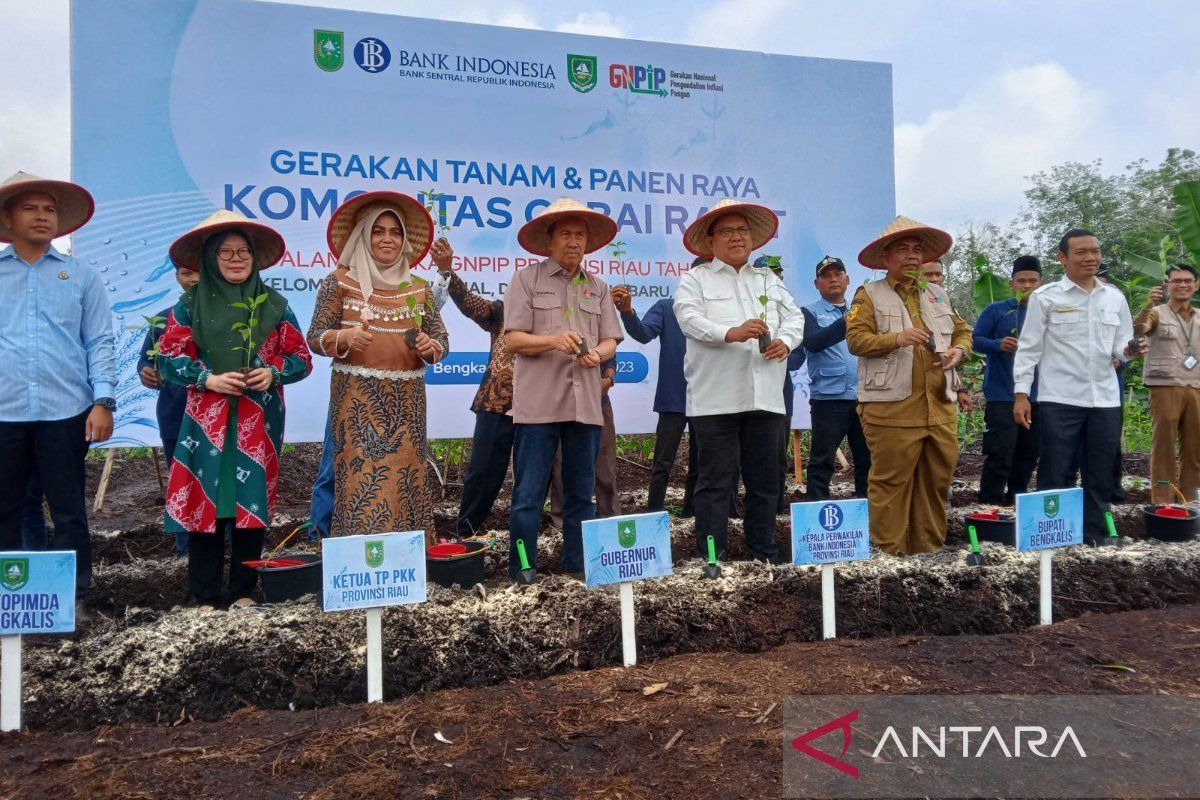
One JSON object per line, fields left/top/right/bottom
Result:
{"left": 1167, "top": 279, "right": 1196, "bottom": 286}
{"left": 217, "top": 247, "right": 253, "bottom": 262}
{"left": 714, "top": 226, "right": 752, "bottom": 238}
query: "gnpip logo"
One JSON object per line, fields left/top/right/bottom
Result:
{"left": 819, "top": 503, "right": 843, "bottom": 532}
{"left": 355, "top": 37, "right": 391, "bottom": 73}
{"left": 609, "top": 63, "right": 668, "bottom": 97}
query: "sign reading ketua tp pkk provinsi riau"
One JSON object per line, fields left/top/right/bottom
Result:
{"left": 790, "top": 500, "right": 871, "bottom": 566}
{"left": 582, "top": 512, "right": 672, "bottom": 588}
{"left": 321, "top": 532, "right": 427, "bottom": 612}
{"left": 0, "top": 551, "right": 76, "bottom": 635}
{"left": 1015, "top": 487, "right": 1084, "bottom": 551}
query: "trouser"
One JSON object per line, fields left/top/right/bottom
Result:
{"left": 1148, "top": 386, "right": 1200, "bottom": 504}
{"left": 309, "top": 410, "right": 334, "bottom": 540}
{"left": 691, "top": 411, "right": 783, "bottom": 563}
{"left": 806, "top": 399, "right": 871, "bottom": 500}
{"left": 21, "top": 473, "right": 46, "bottom": 550}
{"left": 647, "top": 412, "right": 698, "bottom": 515}
{"left": 457, "top": 410, "right": 516, "bottom": 536}
{"left": 187, "top": 519, "right": 265, "bottom": 605}
{"left": 510, "top": 422, "right": 601, "bottom": 577}
{"left": 777, "top": 417, "right": 791, "bottom": 514}
{"left": 978, "top": 401, "right": 1041, "bottom": 504}
{"left": 1037, "top": 403, "right": 1122, "bottom": 542}
{"left": 160, "top": 436, "right": 187, "bottom": 554}
{"left": 861, "top": 419, "right": 958, "bottom": 555}
{"left": 550, "top": 403, "right": 622, "bottom": 524}
{"left": 0, "top": 410, "right": 92, "bottom": 596}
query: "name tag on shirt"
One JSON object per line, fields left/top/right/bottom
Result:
{"left": 1054, "top": 306, "right": 1077, "bottom": 313}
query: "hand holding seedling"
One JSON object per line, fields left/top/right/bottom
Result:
{"left": 895, "top": 327, "right": 931, "bottom": 348}
{"left": 85, "top": 405, "right": 113, "bottom": 443}
{"left": 342, "top": 324, "right": 374, "bottom": 352}
{"left": 611, "top": 285, "right": 632, "bottom": 314}
{"left": 761, "top": 339, "right": 789, "bottom": 361}
{"left": 412, "top": 331, "right": 441, "bottom": 362}
{"left": 1147, "top": 284, "right": 1165, "bottom": 305}
{"left": 139, "top": 365, "right": 162, "bottom": 389}
{"left": 206, "top": 371, "right": 247, "bottom": 396}
{"left": 725, "top": 318, "right": 769, "bottom": 343}
{"left": 244, "top": 367, "right": 274, "bottom": 392}
{"left": 431, "top": 237, "right": 454, "bottom": 272}
{"left": 1124, "top": 336, "right": 1149, "bottom": 359}
{"left": 552, "top": 330, "right": 584, "bottom": 355}
{"left": 1013, "top": 393, "right": 1033, "bottom": 430}
{"left": 939, "top": 347, "right": 964, "bottom": 370}
{"left": 1000, "top": 336, "right": 1019, "bottom": 353}
{"left": 577, "top": 349, "right": 602, "bottom": 368}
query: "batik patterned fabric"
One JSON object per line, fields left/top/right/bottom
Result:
{"left": 307, "top": 270, "right": 449, "bottom": 542}
{"left": 159, "top": 300, "right": 312, "bottom": 534}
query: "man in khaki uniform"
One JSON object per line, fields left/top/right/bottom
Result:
{"left": 1134, "top": 263, "right": 1200, "bottom": 503}
{"left": 846, "top": 217, "right": 972, "bottom": 555}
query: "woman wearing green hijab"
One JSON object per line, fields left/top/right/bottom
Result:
{"left": 158, "top": 210, "right": 312, "bottom": 610}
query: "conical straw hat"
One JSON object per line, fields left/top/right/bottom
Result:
{"left": 857, "top": 215, "right": 952, "bottom": 269}
{"left": 169, "top": 209, "right": 286, "bottom": 271}
{"left": 683, "top": 198, "right": 778, "bottom": 258}
{"left": 0, "top": 171, "right": 95, "bottom": 242}
{"left": 326, "top": 191, "right": 433, "bottom": 262}
{"left": 517, "top": 198, "right": 617, "bottom": 256}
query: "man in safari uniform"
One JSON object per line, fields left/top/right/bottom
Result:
{"left": 846, "top": 216, "right": 972, "bottom": 555}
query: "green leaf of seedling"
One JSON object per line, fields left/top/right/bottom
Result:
{"left": 563, "top": 308, "right": 573, "bottom": 318}
{"left": 406, "top": 295, "right": 418, "bottom": 310}
{"left": 758, "top": 294, "right": 769, "bottom": 306}
{"left": 232, "top": 322, "right": 249, "bottom": 331}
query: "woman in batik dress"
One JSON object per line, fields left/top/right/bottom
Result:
{"left": 159, "top": 210, "right": 312, "bottom": 609}
{"left": 307, "top": 192, "right": 450, "bottom": 542}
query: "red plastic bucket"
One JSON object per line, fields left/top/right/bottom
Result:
{"left": 242, "top": 558, "right": 307, "bottom": 569}
{"left": 427, "top": 543, "right": 468, "bottom": 558}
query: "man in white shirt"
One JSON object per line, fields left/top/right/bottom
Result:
{"left": 674, "top": 198, "right": 804, "bottom": 563}
{"left": 1013, "top": 228, "right": 1144, "bottom": 544}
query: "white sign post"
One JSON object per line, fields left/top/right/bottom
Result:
{"left": 321, "top": 531, "right": 426, "bottom": 703}
{"left": 582, "top": 512, "right": 673, "bottom": 667}
{"left": 1015, "top": 488, "right": 1084, "bottom": 626}
{"left": 790, "top": 500, "right": 871, "bottom": 640}
{"left": 0, "top": 551, "right": 76, "bottom": 732}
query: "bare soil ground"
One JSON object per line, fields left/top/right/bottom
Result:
{"left": 0, "top": 443, "right": 1189, "bottom": 799}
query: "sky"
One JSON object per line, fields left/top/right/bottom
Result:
{"left": 2, "top": 0, "right": 1197, "bottom": 232}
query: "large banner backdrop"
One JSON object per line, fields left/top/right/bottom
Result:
{"left": 71, "top": 0, "right": 894, "bottom": 443}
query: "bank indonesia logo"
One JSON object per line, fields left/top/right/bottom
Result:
{"left": 354, "top": 37, "right": 391, "bottom": 73}
{"left": 313, "top": 30, "right": 343, "bottom": 72}
{"left": 819, "top": 504, "right": 843, "bottom": 532}
{"left": 1, "top": 558, "right": 29, "bottom": 592}
{"left": 568, "top": 54, "right": 597, "bottom": 93}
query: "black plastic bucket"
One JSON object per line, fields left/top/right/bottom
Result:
{"left": 965, "top": 512, "right": 1016, "bottom": 547}
{"left": 1140, "top": 505, "right": 1199, "bottom": 542}
{"left": 427, "top": 539, "right": 488, "bottom": 589}
{"left": 250, "top": 552, "right": 322, "bottom": 603}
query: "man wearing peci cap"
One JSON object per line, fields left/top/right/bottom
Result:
{"left": 802, "top": 255, "right": 871, "bottom": 500}
{"left": 504, "top": 199, "right": 623, "bottom": 580}
{"left": 0, "top": 172, "right": 115, "bottom": 604}
{"left": 674, "top": 199, "right": 804, "bottom": 563}
{"left": 972, "top": 256, "right": 1043, "bottom": 505}
{"left": 846, "top": 217, "right": 972, "bottom": 555}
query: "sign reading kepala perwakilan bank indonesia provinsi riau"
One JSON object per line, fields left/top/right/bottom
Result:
{"left": 790, "top": 499, "right": 871, "bottom": 566}
{"left": 0, "top": 551, "right": 76, "bottom": 635}
{"left": 582, "top": 512, "right": 672, "bottom": 587}
{"left": 1015, "top": 487, "right": 1084, "bottom": 551}
{"left": 321, "top": 531, "right": 427, "bottom": 612}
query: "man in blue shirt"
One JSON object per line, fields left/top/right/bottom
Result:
{"left": 138, "top": 262, "right": 200, "bottom": 553}
{"left": 612, "top": 276, "right": 697, "bottom": 514}
{"left": 801, "top": 256, "right": 870, "bottom": 500}
{"left": 973, "top": 255, "right": 1043, "bottom": 504}
{"left": 0, "top": 172, "right": 115, "bottom": 601}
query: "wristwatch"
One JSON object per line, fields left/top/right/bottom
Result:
{"left": 95, "top": 397, "right": 116, "bottom": 411}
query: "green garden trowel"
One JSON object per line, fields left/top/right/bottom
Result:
{"left": 515, "top": 538, "right": 538, "bottom": 585}
{"left": 702, "top": 535, "right": 722, "bottom": 579}
{"left": 966, "top": 525, "right": 984, "bottom": 567}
